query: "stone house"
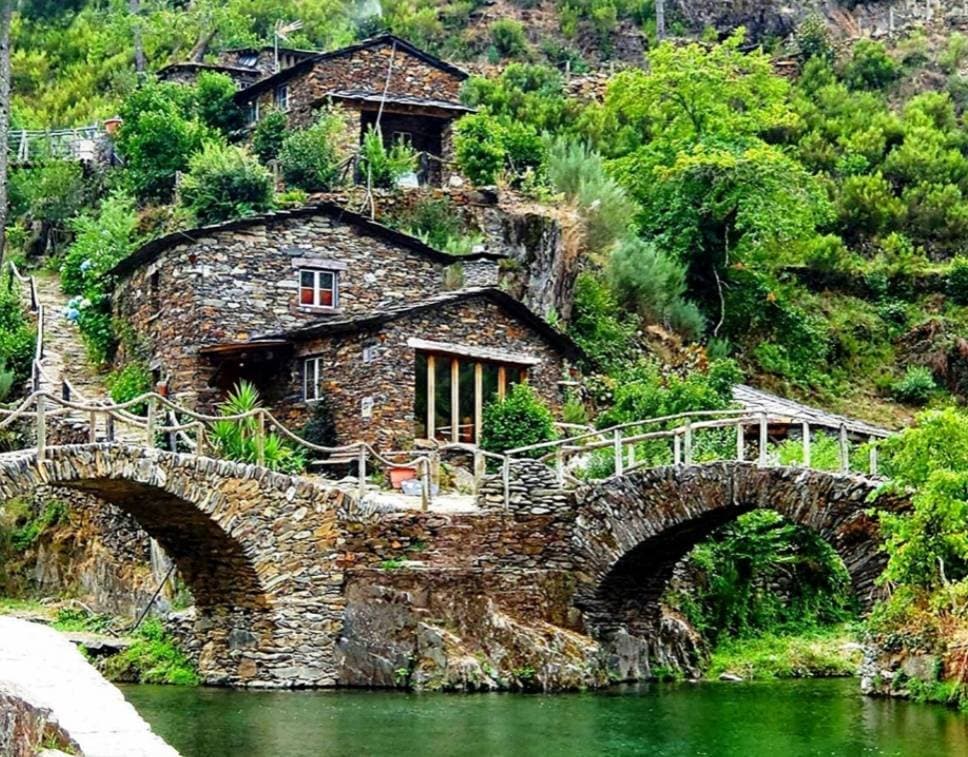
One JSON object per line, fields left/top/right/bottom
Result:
{"left": 109, "top": 203, "right": 580, "bottom": 449}
{"left": 234, "top": 34, "right": 472, "bottom": 186}
{"left": 157, "top": 46, "right": 318, "bottom": 89}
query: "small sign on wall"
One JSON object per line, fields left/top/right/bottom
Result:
{"left": 361, "top": 396, "right": 374, "bottom": 419}
{"left": 362, "top": 344, "right": 377, "bottom": 363}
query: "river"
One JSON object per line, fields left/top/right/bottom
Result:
{"left": 123, "top": 679, "right": 968, "bottom": 756}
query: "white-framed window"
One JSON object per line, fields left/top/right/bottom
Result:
{"left": 303, "top": 357, "right": 324, "bottom": 402}
{"left": 299, "top": 269, "right": 338, "bottom": 308}
{"left": 246, "top": 99, "right": 260, "bottom": 125}
{"left": 275, "top": 84, "right": 289, "bottom": 112}
{"left": 362, "top": 343, "right": 377, "bottom": 364}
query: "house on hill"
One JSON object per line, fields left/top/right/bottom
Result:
{"left": 109, "top": 203, "right": 579, "bottom": 449}
{"left": 234, "top": 34, "right": 472, "bottom": 186}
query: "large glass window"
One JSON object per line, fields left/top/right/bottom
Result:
{"left": 433, "top": 356, "right": 452, "bottom": 442}
{"left": 414, "top": 351, "right": 531, "bottom": 444}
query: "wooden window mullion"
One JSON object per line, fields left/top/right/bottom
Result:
{"left": 427, "top": 354, "right": 436, "bottom": 440}
{"left": 450, "top": 358, "right": 459, "bottom": 444}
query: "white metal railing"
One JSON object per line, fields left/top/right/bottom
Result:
{"left": 8, "top": 125, "right": 105, "bottom": 164}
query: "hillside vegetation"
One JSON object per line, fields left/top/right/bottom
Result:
{"left": 2, "top": 0, "right": 967, "bottom": 704}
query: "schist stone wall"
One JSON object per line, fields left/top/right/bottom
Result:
{"left": 243, "top": 41, "right": 465, "bottom": 127}
{"left": 112, "top": 211, "right": 499, "bottom": 410}
{"left": 272, "top": 295, "right": 569, "bottom": 448}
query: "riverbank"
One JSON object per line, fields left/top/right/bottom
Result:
{"left": 0, "top": 598, "right": 199, "bottom": 686}
{"left": 706, "top": 625, "right": 863, "bottom": 681}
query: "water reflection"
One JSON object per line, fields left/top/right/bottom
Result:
{"left": 122, "top": 679, "right": 968, "bottom": 757}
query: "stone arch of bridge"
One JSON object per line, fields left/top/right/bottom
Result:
{"left": 571, "top": 462, "right": 908, "bottom": 650}
{"left": 0, "top": 444, "right": 349, "bottom": 687}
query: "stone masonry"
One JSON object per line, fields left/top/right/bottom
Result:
{"left": 111, "top": 205, "right": 503, "bottom": 412}
{"left": 0, "top": 442, "right": 905, "bottom": 690}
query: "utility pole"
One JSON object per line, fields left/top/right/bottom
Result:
{"left": 0, "top": 0, "right": 13, "bottom": 266}
{"left": 656, "top": 0, "right": 666, "bottom": 41}
{"left": 131, "top": 0, "right": 145, "bottom": 77}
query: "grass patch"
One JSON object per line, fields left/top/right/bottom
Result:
{"left": 706, "top": 624, "right": 862, "bottom": 681}
{"left": 101, "top": 618, "right": 199, "bottom": 686}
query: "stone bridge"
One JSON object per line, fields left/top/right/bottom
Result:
{"left": 0, "top": 445, "right": 909, "bottom": 689}
{"left": 0, "top": 443, "right": 351, "bottom": 687}
{"left": 566, "top": 462, "right": 907, "bottom": 675}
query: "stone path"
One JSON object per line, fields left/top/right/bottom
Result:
{"left": 31, "top": 272, "right": 143, "bottom": 443}
{"left": 0, "top": 616, "right": 179, "bottom": 756}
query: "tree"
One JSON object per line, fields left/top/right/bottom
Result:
{"left": 0, "top": 0, "right": 12, "bottom": 264}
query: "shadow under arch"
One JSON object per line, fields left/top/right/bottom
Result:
{"left": 0, "top": 444, "right": 348, "bottom": 687}
{"left": 570, "top": 462, "right": 909, "bottom": 671}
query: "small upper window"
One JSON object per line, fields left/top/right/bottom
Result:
{"left": 299, "top": 269, "right": 338, "bottom": 308}
{"left": 275, "top": 84, "right": 289, "bottom": 112}
{"left": 238, "top": 52, "right": 259, "bottom": 68}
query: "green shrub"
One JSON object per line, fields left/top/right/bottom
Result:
{"left": 102, "top": 618, "right": 199, "bottom": 686}
{"left": 891, "top": 365, "right": 936, "bottom": 405}
{"left": 947, "top": 256, "right": 968, "bottom": 305}
{"left": 210, "top": 381, "right": 306, "bottom": 473}
{"left": 795, "top": 14, "right": 834, "bottom": 62}
{"left": 0, "top": 274, "right": 36, "bottom": 386}
{"left": 453, "top": 113, "right": 507, "bottom": 185}
{"left": 481, "top": 383, "right": 556, "bottom": 455}
{"left": 117, "top": 80, "right": 211, "bottom": 202}
{"left": 398, "top": 197, "right": 464, "bottom": 249}
{"left": 609, "top": 237, "right": 705, "bottom": 340}
{"left": 193, "top": 71, "right": 246, "bottom": 134}
{"left": 10, "top": 499, "right": 66, "bottom": 552}
{"left": 251, "top": 110, "right": 289, "bottom": 163}
{"left": 106, "top": 362, "right": 152, "bottom": 413}
{"left": 546, "top": 137, "right": 634, "bottom": 255}
{"left": 845, "top": 40, "right": 899, "bottom": 91}
{"left": 490, "top": 19, "right": 529, "bottom": 59}
{"left": 568, "top": 272, "right": 637, "bottom": 372}
{"left": 179, "top": 142, "right": 274, "bottom": 225}
{"left": 940, "top": 32, "right": 968, "bottom": 74}
{"left": 358, "top": 126, "right": 416, "bottom": 189}
{"left": 279, "top": 111, "right": 344, "bottom": 192}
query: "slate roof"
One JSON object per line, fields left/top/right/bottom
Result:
{"left": 732, "top": 384, "right": 890, "bottom": 437}
{"left": 257, "top": 287, "right": 585, "bottom": 361}
{"left": 235, "top": 34, "right": 469, "bottom": 102}
{"left": 107, "top": 202, "right": 504, "bottom": 280}
{"left": 323, "top": 90, "right": 475, "bottom": 113}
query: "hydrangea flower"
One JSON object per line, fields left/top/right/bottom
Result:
{"left": 79, "top": 259, "right": 93, "bottom": 273}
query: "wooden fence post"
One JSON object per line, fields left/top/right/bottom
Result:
{"left": 555, "top": 444, "right": 564, "bottom": 486}
{"left": 839, "top": 423, "right": 849, "bottom": 473}
{"left": 684, "top": 421, "right": 693, "bottom": 465}
{"left": 673, "top": 432, "right": 681, "bottom": 466}
{"left": 801, "top": 421, "right": 811, "bottom": 468}
{"left": 869, "top": 437, "right": 878, "bottom": 477}
{"left": 357, "top": 445, "right": 367, "bottom": 501}
{"left": 255, "top": 410, "right": 266, "bottom": 466}
{"left": 422, "top": 457, "right": 432, "bottom": 512}
{"left": 736, "top": 422, "right": 745, "bottom": 462}
{"left": 195, "top": 422, "right": 206, "bottom": 457}
{"left": 89, "top": 410, "right": 97, "bottom": 444}
{"left": 105, "top": 413, "right": 115, "bottom": 443}
{"left": 145, "top": 397, "right": 156, "bottom": 448}
{"left": 36, "top": 394, "right": 46, "bottom": 459}
{"left": 758, "top": 413, "right": 768, "bottom": 466}
{"left": 502, "top": 456, "right": 510, "bottom": 511}
{"left": 474, "top": 449, "right": 485, "bottom": 493}
{"left": 613, "top": 429, "right": 623, "bottom": 476}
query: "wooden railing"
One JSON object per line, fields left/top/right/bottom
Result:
{"left": 506, "top": 409, "right": 893, "bottom": 490}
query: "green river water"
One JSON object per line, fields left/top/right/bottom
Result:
{"left": 123, "top": 678, "right": 968, "bottom": 757}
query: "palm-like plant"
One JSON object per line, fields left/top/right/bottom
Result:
{"left": 209, "top": 381, "right": 306, "bottom": 473}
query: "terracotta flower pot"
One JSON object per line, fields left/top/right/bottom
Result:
{"left": 389, "top": 466, "right": 417, "bottom": 489}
